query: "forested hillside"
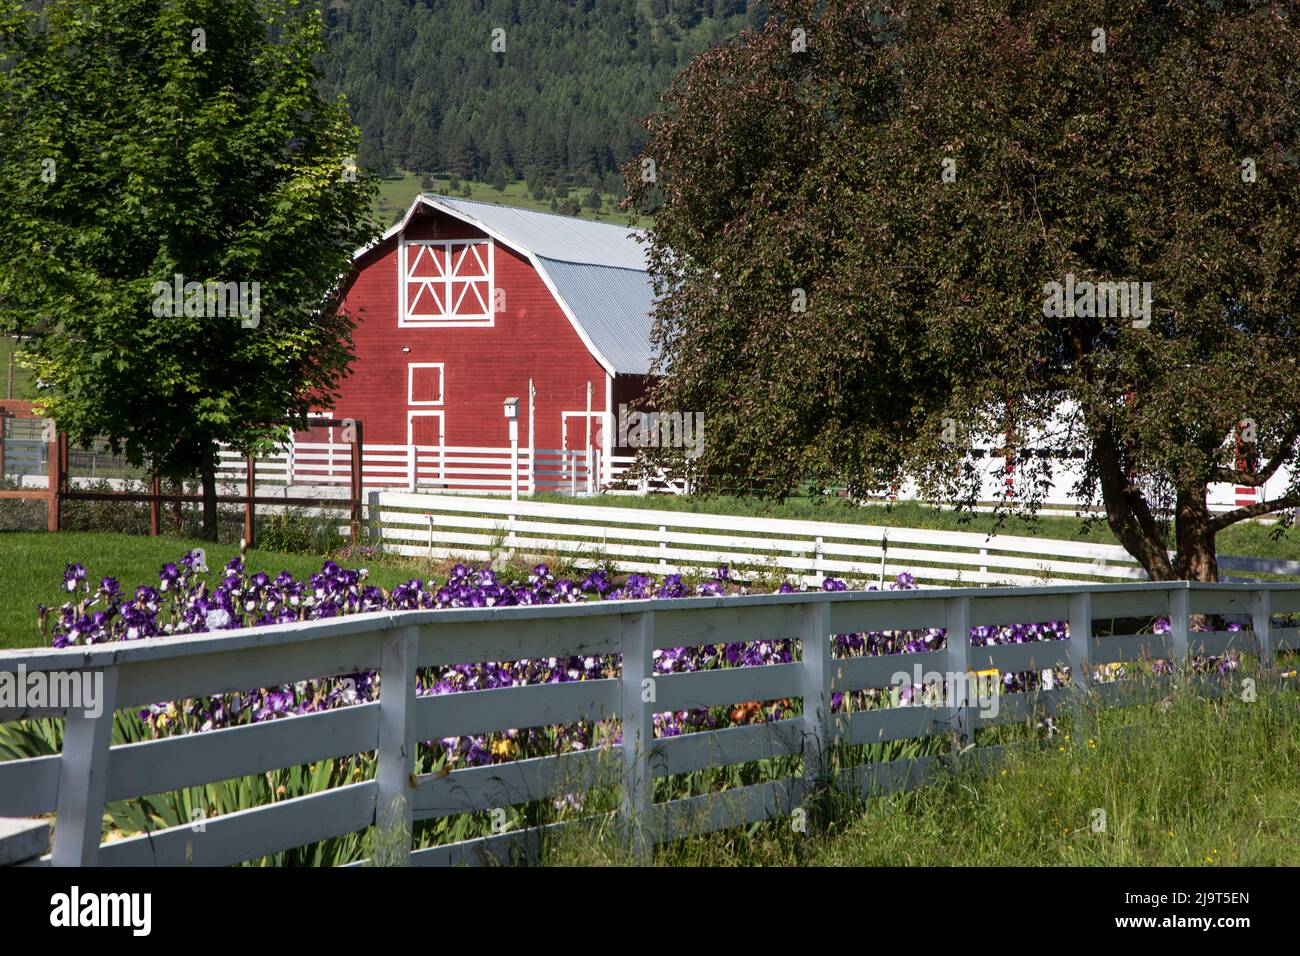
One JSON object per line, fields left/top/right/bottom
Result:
{"left": 319, "top": 0, "right": 762, "bottom": 193}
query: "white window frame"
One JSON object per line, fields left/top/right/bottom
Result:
{"left": 407, "top": 362, "right": 444, "bottom": 406}
{"left": 398, "top": 238, "right": 494, "bottom": 327}
{"left": 406, "top": 409, "right": 445, "bottom": 446}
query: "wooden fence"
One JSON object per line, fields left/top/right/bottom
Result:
{"left": 369, "top": 493, "right": 1300, "bottom": 587}
{"left": 0, "top": 580, "right": 1297, "bottom": 867}
{"left": 1, "top": 421, "right": 364, "bottom": 546}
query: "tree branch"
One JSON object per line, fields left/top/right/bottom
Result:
{"left": 1208, "top": 494, "right": 1300, "bottom": 533}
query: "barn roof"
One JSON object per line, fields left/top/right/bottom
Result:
{"left": 366, "top": 195, "right": 658, "bottom": 375}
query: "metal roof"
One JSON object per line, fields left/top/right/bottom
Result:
{"left": 410, "top": 195, "right": 657, "bottom": 375}
{"left": 539, "top": 258, "right": 657, "bottom": 375}
{"left": 429, "top": 195, "right": 649, "bottom": 271}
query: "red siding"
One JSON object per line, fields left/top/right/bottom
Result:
{"left": 327, "top": 208, "right": 609, "bottom": 454}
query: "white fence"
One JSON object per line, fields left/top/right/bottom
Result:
{"left": 0, "top": 581, "right": 1297, "bottom": 867}
{"left": 370, "top": 493, "right": 1300, "bottom": 587}
{"left": 213, "top": 442, "right": 684, "bottom": 497}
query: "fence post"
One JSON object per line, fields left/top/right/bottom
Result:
{"left": 376, "top": 625, "right": 419, "bottom": 864}
{"left": 244, "top": 452, "right": 256, "bottom": 550}
{"left": 1067, "top": 590, "right": 1093, "bottom": 727}
{"left": 1067, "top": 590, "right": 1093, "bottom": 693}
{"left": 149, "top": 471, "right": 161, "bottom": 537}
{"left": 944, "top": 596, "right": 972, "bottom": 746}
{"left": 367, "top": 490, "right": 381, "bottom": 544}
{"left": 620, "top": 611, "right": 655, "bottom": 857}
{"left": 800, "top": 600, "right": 834, "bottom": 789}
{"left": 878, "top": 533, "right": 888, "bottom": 587}
{"left": 350, "top": 421, "right": 363, "bottom": 546}
{"left": 46, "top": 430, "right": 61, "bottom": 532}
{"left": 407, "top": 445, "right": 417, "bottom": 493}
{"left": 979, "top": 548, "right": 989, "bottom": 586}
{"left": 1251, "top": 588, "right": 1275, "bottom": 680}
{"left": 51, "top": 667, "right": 119, "bottom": 866}
{"left": 813, "top": 536, "right": 824, "bottom": 581}
{"left": 659, "top": 525, "right": 667, "bottom": 568}
{"left": 1168, "top": 586, "right": 1190, "bottom": 684}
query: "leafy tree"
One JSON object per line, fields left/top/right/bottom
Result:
{"left": 0, "top": 0, "right": 376, "bottom": 539}
{"left": 628, "top": 0, "right": 1300, "bottom": 581}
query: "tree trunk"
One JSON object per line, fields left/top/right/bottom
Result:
{"left": 1089, "top": 417, "right": 1175, "bottom": 580}
{"left": 1172, "top": 488, "right": 1218, "bottom": 583}
{"left": 199, "top": 454, "right": 218, "bottom": 541}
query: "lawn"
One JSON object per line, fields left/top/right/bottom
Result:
{"left": 1, "top": 336, "right": 38, "bottom": 402}
{"left": 545, "top": 679, "right": 1300, "bottom": 866}
{"left": 371, "top": 170, "right": 640, "bottom": 231}
{"left": 534, "top": 492, "right": 1300, "bottom": 563}
{"left": 0, "top": 531, "right": 428, "bottom": 650}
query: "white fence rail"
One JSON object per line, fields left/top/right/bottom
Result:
{"left": 2, "top": 581, "right": 1297, "bottom": 867}
{"left": 370, "top": 493, "right": 1300, "bottom": 587}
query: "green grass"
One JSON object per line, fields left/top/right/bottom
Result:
{"left": 0, "top": 531, "right": 428, "bottom": 649}
{"left": 371, "top": 170, "right": 640, "bottom": 231}
{"left": 531, "top": 492, "right": 1300, "bottom": 562}
{"left": 1, "top": 336, "right": 38, "bottom": 402}
{"left": 544, "top": 677, "right": 1300, "bottom": 866}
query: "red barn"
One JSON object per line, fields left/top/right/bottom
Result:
{"left": 324, "top": 195, "right": 656, "bottom": 491}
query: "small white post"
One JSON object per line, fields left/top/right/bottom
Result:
{"left": 585, "top": 380, "right": 593, "bottom": 494}
{"left": 1251, "top": 589, "right": 1275, "bottom": 676}
{"left": 510, "top": 424, "right": 519, "bottom": 503}
{"left": 426, "top": 514, "right": 434, "bottom": 558}
{"left": 52, "top": 667, "right": 119, "bottom": 866}
{"left": 1067, "top": 590, "right": 1093, "bottom": 693}
{"left": 800, "top": 600, "right": 834, "bottom": 788}
{"left": 979, "top": 548, "right": 989, "bottom": 586}
{"left": 659, "top": 525, "right": 668, "bottom": 568}
{"left": 878, "top": 533, "right": 888, "bottom": 587}
{"left": 814, "top": 536, "right": 825, "bottom": 581}
{"left": 528, "top": 379, "right": 536, "bottom": 496}
{"left": 376, "top": 625, "right": 419, "bottom": 864}
{"left": 286, "top": 431, "right": 296, "bottom": 487}
{"left": 945, "top": 596, "right": 972, "bottom": 746}
{"left": 1168, "top": 586, "right": 1190, "bottom": 681}
{"left": 407, "top": 444, "right": 417, "bottom": 493}
{"left": 620, "top": 612, "right": 656, "bottom": 857}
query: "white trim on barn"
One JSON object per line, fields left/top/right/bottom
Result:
{"left": 359, "top": 195, "right": 625, "bottom": 377}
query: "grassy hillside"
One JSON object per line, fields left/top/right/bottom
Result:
{"left": 372, "top": 171, "right": 644, "bottom": 231}
{"left": 0, "top": 337, "right": 37, "bottom": 402}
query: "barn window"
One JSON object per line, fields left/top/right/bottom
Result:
{"left": 399, "top": 238, "right": 494, "bottom": 326}
{"left": 408, "top": 363, "right": 443, "bottom": 405}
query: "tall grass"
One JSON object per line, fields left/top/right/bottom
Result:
{"left": 542, "top": 676, "right": 1300, "bottom": 866}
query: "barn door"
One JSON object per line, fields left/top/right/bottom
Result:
{"left": 561, "top": 411, "right": 603, "bottom": 493}
{"left": 407, "top": 411, "right": 445, "bottom": 486}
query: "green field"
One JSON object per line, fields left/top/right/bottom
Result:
{"left": 372, "top": 171, "right": 642, "bottom": 231}
{"left": 0, "top": 337, "right": 38, "bottom": 402}
{"left": 546, "top": 679, "right": 1300, "bottom": 866}
{"left": 0, "top": 531, "right": 431, "bottom": 649}
{"left": 535, "top": 492, "right": 1300, "bottom": 564}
